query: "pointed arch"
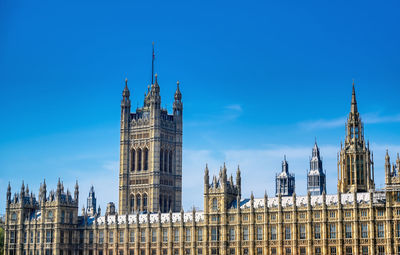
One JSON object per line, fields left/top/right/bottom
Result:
{"left": 164, "top": 149, "right": 168, "bottom": 173}
{"left": 169, "top": 151, "right": 173, "bottom": 173}
{"left": 136, "top": 194, "right": 141, "bottom": 211}
{"left": 144, "top": 148, "right": 149, "bottom": 171}
{"left": 130, "top": 194, "right": 135, "bottom": 213}
{"left": 137, "top": 148, "right": 142, "bottom": 171}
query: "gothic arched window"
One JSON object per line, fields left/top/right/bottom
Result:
{"left": 136, "top": 194, "right": 141, "bottom": 211}
{"left": 137, "top": 149, "right": 142, "bottom": 171}
{"left": 169, "top": 151, "right": 173, "bottom": 173}
{"left": 164, "top": 150, "right": 168, "bottom": 173}
{"left": 212, "top": 198, "right": 218, "bottom": 211}
{"left": 144, "top": 148, "right": 149, "bottom": 171}
{"left": 131, "top": 149, "right": 136, "bottom": 172}
{"left": 130, "top": 195, "right": 135, "bottom": 213}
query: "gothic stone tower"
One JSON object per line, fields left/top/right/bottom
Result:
{"left": 204, "top": 163, "right": 241, "bottom": 214}
{"left": 337, "top": 83, "right": 375, "bottom": 193}
{"left": 307, "top": 141, "right": 326, "bottom": 195}
{"left": 119, "top": 75, "right": 183, "bottom": 214}
{"left": 275, "top": 156, "right": 295, "bottom": 197}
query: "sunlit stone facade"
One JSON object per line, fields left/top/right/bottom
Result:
{"left": 4, "top": 82, "right": 400, "bottom": 255}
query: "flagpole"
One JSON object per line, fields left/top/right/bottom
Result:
{"left": 151, "top": 42, "right": 155, "bottom": 85}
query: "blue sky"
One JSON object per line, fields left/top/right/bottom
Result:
{"left": 1, "top": 0, "right": 400, "bottom": 214}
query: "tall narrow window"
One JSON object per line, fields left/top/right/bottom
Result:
{"left": 197, "top": 228, "right": 203, "bottom": 242}
{"left": 377, "top": 222, "right": 384, "bottom": 238}
{"left": 137, "top": 149, "right": 142, "bottom": 171}
{"left": 314, "top": 224, "right": 321, "bottom": 239}
{"left": 136, "top": 194, "right": 141, "bottom": 211}
{"left": 345, "top": 224, "right": 352, "bottom": 239}
{"left": 160, "top": 149, "right": 164, "bottom": 171}
{"left": 131, "top": 149, "right": 136, "bottom": 171}
{"left": 229, "top": 228, "right": 235, "bottom": 241}
{"left": 130, "top": 195, "right": 135, "bottom": 213}
{"left": 243, "top": 227, "right": 249, "bottom": 241}
{"left": 212, "top": 198, "right": 218, "bottom": 211}
{"left": 169, "top": 151, "right": 173, "bottom": 173}
{"left": 285, "top": 226, "right": 291, "bottom": 240}
{"left": 361, "top": 223, "right": 368, "bottom": 238}
{"left": 99, "top": 230, "right": 104, "bottom": 244}
{"left": 299, "top": 225, "right": 306, "bottom": 239}
{"left": 329, "top": 224, "right": 336, "bottom": 239}
{"left": 270, "top": 226, "right": 277, "bottom": 240}
{"left": 164, "top": 150, "right": 168, "bottom": 173}
{"left": 144, "top": 148, "right": 148, "bottom": 171}
{"left": 257, "top": 226, "right": 263, "bottom": 240}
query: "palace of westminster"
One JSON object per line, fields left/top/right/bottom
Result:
{"left": 3, "top": 70, "right": 400, "bottom": 255}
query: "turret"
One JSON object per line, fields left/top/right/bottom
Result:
{"left": 173, "top": 81, "right": 183, "bottom": 116}
{"left": 56, "top": 178, "right": 62, "bottom": 199}
{"left": 236, "top": 166, "right": 241, "bottom": 197}
{"left": 6, "top": 182, "right": 11, "bottom": 205}
{"left": 87, "top": 185, "right": 97, "bottom": 216}
{"left": 385, "top": 150, "right": 391, "bottom": 185}
{"left": 74, "top": 180, "right": 79, "bottom": 202}
{"left": 204, "top": 164, "right": 209, "bottom": 190}
{"left": 149, "top": 74, "right": 161, "bottom": 110}
{"left": 20, "top": 181, "right": 25, "bottom": 202}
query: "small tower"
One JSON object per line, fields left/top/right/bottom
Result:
{"left": 87, "top": 185, "right": 97, "bottom": 216}
{"left": 204, "top": 164, "right": 240, "bottom": 214}
{"left": 307, "top": 141, "right": 326, "bottom": 195}
{"left": 275, "top": 156, "right": 295, "bottom": 197}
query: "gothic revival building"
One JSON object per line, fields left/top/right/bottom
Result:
{"left": 275, "top": 156, "right": 295, "bottom": 197}
{"left": 119, "top": 75, "right": 183, "bottom": 215}
{"left": 307, "top": 142, "right": 326, "bottom": 196}
{"left": 4, "top": 80, "right": 400, "bottom": 255}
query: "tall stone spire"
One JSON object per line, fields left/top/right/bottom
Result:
{"left": 351, "top": 81, "right": 358, "bottom": 114}
{"left": 338, "top": 82, "right": 374, "bottom": 193}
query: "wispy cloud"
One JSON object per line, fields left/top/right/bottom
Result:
{"left": 298, "top": 117, "right": 345, "bottom": 130}
{"left": 363, "top": 113, "right": 400, "bottom": 124}
{"left": 299, "top": 113, "right": 400, "bottom": 130}
{"left": 186, "top": 104, "right": 243, "bottom": 127}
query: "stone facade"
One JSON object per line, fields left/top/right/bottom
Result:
{"left": 4, "top": 81, "right": 400, "bottom": 255}
{"left": 119, "top": 76, "right": 183, "bottom": 215}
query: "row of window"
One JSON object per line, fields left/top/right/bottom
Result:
{"left": 9, "top": 246, "right": 391, "bottom": 255}
{"left": 10, "top": 210, "right": 73, "bottom": 224}
{"left": 12, "top": 221, "right": 394, "bottom": 245}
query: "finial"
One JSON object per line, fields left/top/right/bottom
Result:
{"left": 155, "top": 73, "right": 158, "bottom": 84}
{"left": 177, "top": 80, "right": 180, "bottom": 87}
{"left": 125, "top": 78, "right": 128, "bottom": 85}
